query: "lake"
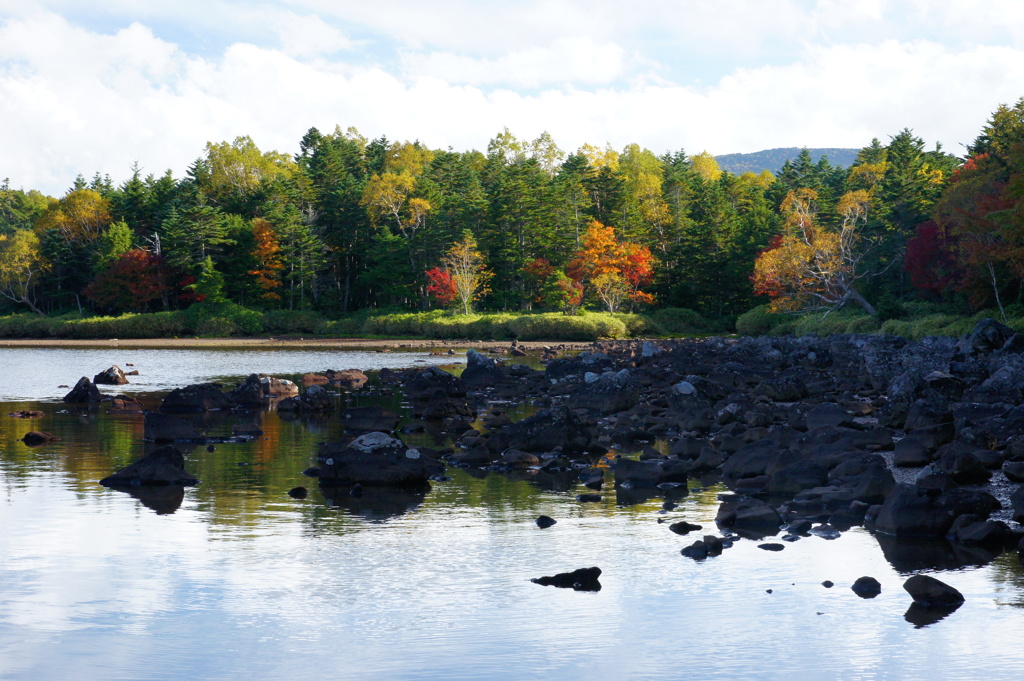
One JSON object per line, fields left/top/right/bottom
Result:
{"left": 1, "top": 347, "right": 1023, "bottom": 681}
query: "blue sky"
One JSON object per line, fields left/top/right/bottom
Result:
{"left": 2, "top": 0, "right": 1024, "bottom": 195}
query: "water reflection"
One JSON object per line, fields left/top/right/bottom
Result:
{"left": 875, "top": 534, "right": 1001, "bottom": 573}
{"left": 4, "top": 349, "right": 1024, "bottom": 679}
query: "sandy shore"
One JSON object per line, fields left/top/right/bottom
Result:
{"left": 0, "top": 337, "right": 596, "bottom": 351}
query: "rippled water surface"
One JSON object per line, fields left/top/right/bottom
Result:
{"left": 1, "top": 347, "right": 1024, "bottom": 681}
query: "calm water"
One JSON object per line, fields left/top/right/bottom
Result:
{"left": 1, "top": 348, "right": 1024, "bottom": 681}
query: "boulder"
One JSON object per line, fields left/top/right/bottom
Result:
{"left": 278, "top": 384, "right": 335, "bottom": 412}
{"left": 106, "top": 394, "right": 144, "bottom": 412}
{"left": 229, "top": 374, "right": 299, "bottom": 405}
{"left": 326, "top": 369, "right": 368, "bottom": 390}
{"left": 851, "top": 576, "right": 882, "bottom": 598}
{"left": 874, "top": 484, "right": 1000, "bottom": 537}
{"left": 958, "top": 318, "right": 1013, "bottom": 354}
{"left": 317, "top": 433, "right": 444, "bottom": 488}
{"left": 486, "top": 405, "right": 597, "bottom": 456}
{"left": 716, "top": 496, "right": 782, "bottom": 535}
{"left": 903, "top": 574, "right": 965, "bottom": 607}
{"left": 570, "top": 369, "right": 639, "bottom": 415}
{"left": 144, "top": 412, "right": 202, "bottom": 442}
{"left": 805, "top": 403, "right": 854, "bottom": 430}
{"left": 160, "top": 383, "right": 234, "bottom": 412}
{"left": 461, "top": 349, "right": 504, "bottom": 387}
{"left": 63, "top": 377, "right": 102, "bottom": 403}
{"left": 765, "top": 459, "right": 829, "bottom": 497}
{"left": 99, "top": 446, "right": 198, "bottom": 487}
{"left": 893, "top": 437, "right": 931, "bottom": 467}
{"left": 93, "top": 365, "right": 129, "bottom": 385}
{"left": 21, "top": 431, "right": 58, "bottom": 447}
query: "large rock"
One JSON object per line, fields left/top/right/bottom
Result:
{"left": 93, "top": 365, "right": 129, "bottom": 385}
{"left": 958, "top": 318, "right": 1013, "bottom": 354}
{"left": 160, "top": 383, "right": 235, "bottom": 412}
{"left": 229, "top": 374, "right": 299, "bottom": 405}
{"left": 144, "top": 412, "right": 202, "bottom": 442}
{"left": 21, "top": 431, "right": 59, "bottom": 447}
{"left": 874, "top": 483, "right": 1000, "bottom": 537}
{"left": 531, "top": 566, "right": 602, "bottom": 591}
{"left": 461, "top": 349, "right": 503, "bottom": 387}
{"left": 486, "top": 405, "right": 597, "bottom": 456}
{"left": 612, "top": 457, "right": 689, "bottom": 489}
{"left": 63, "top": 377, "right": 102, "bottom": 403}
{"left": 317, "top": 433, "right": 444, "bottom": 488}
{"left": 570, "top": 369, "right": 639, "bottom": 414}
{"left": 326, "top": 369, "right": 368, "bottom": 390}
{"left": 903, "top": 574, "right": 965, "bottom": 607}
{"left": 99, "top": 446, "right": 198, "bottom": 487}
{"left": 278, "top": 384, "right": 334, "bottom": 412}
{"left": 716, "top": 496, "right": 782, "bottom": 535}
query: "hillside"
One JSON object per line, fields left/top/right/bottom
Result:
{"left": 715, "top": 147, "right": 859, "bottom": 175}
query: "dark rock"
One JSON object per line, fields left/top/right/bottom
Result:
{"left": 93, "top": 365, "right": 129, "bottom": 385}
{"left": 232, "top": 423, "right": 264, "bottom": 438}
{"left": 326, "top": 369, "right": 368, "bottom": 390}
{"left": 8, "top": 410, "right": 44, "bottom": 419}
{"left": 461, "top": 349, "right": 504, "bottom": 387}
{"left": 766, "top": 459, "right": 828, "bottom": 497}
{"left": 144, "top": 412, "right": 202, "bottom": 442}
{"left": 805, "top": 403, "right": 854, "bottom": 430}
{"left": 875, "top": 483, "right": 1000, "bottom": 537}
{"left": 1003, "top": 461, "right": 1024, "bottom": 483}
{"left": 668, "top": 521, "right": 702, "bottom": 535}
{"left": 934, "top": 449, "right": 991, "bottom": 485}
{"left": 958, "top": 318, "right": 1013, "bottom": 354}
{"left": 487, "top": 405, "right": 597, "bottom": 456}
{"left": 893, "top": 437, "right": 931, "bottom": 467}
{"left": 21, "top": 431, "right": 58, "bottom": 447}
{"left": 106, "top": 394, "right": 144, "bottom": 411}
{"left": 577, "top": 494, "right": 602, "bottom": 503}
{"left": 229, "top": 374, "right": 299, "bottom": 405}
{"left": 317, "top": 433, "right": 444, "bottom": 488}
{"left": 99, "top": 446, "right": 198, "bottom": 486}
{"left": 906, "top": 422, "right": 956, "bottom": 452}
{"left": 161, "top": 383, "right": 234, "bottom": 412}
{"left": 716, "top": 496, "right": 782, "bottom": 535}
{"left": 903, "top": 574, "right": 965, "bottom": 607}
{"left": 851, "top": 576, "right": 882, "bottom": 598}
{"left": 278, "top": 384, "right": 335, "bottom": 412}
{"left": 570, "top": 369, "right": 639, "bottom": 415}
{"left": 948, "top": 514, "right": 1011, "bottom": 546}
{"left": 288, "top": 486, "right": 308, "bottom": 499}
{"left": 63, "top": 377, "right": 102, "bottom": 403}
{"left": 531, "top": 566, "right": 601, "bottom": 591}
{"left": 680, "top": 540, "right": 709, "bottom": 560}
{"left": 536, "top": 515, "right": 557, "bottom": 528}
{"left": 758, "top": 543, "right": 785, "bottom": 551}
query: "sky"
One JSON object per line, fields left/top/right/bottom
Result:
{"left": 1, "top": 0, "right": 1024, "bottom": 196}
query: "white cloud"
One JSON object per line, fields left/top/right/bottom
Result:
{"left": 2, "top": 6, "right": 1024, "bottom": 196}
{"left": 401, "top": 37, "right": 629, "bottom": 87}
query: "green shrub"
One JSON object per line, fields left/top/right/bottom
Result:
{"left": 735, "top": 305, "right": 785, "bottom": 336}
{"left": 647, "top": 307, "right": 711, "bottom": 335}
{"left": 262, "top": 310, "right": 327, "bottom": 335}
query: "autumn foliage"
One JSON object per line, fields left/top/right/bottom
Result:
{"left": 83, "top": 249, "right": 168, "bottom": 312}
{"left": 567, "top": 221, "right": 654, "bottom": 312}
{"left": 248, "top": 218, "right": 284, "bottom": 301}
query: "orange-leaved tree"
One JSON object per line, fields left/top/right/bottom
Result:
{"left": 567, "top": 221, "right": 654, "bottom": 312}
{"left": 248, "top": 218, "right": 284, "bottom": 302}
{"left": 752, "top": 189, "right": 877, "bottom": 316}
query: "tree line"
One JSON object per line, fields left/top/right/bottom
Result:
{"left": 1, "top": 99, "right": 1022, "bottom": 324}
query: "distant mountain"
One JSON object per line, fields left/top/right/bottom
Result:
{"left": 715, "top": 147, "right": 859, "bottom": 175}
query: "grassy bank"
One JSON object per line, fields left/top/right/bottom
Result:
{"left": 0, "top": 305, "right": 725, "bottom": 342}
{"left": 735, "top": 303, "right": 1024, "bottom": 340}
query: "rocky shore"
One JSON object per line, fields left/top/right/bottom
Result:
{"left": 77, "top": 319, "right": 1024, "bottom": 608}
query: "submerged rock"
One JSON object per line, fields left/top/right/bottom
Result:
{"left": 531, "top": 566, "right": 602, "bottom": 591}
{"left": 21, "top": 431, "right": 58, "bottom": 447}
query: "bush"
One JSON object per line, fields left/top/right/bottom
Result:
{"left": 183, "top": 302, "right": 263, "bottom": 336}
{"left": 647, "top": 307, "right": 712, "bottom": 335}
{"left": 735, "top": 305, "right": 784, "bottom": 336}
{"left": 261, "top": 310, "right": 327, "bottom": 335}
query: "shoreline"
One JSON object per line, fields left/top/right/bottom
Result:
{"left": 0, "top": 337, "right": 596, "bottom": 351}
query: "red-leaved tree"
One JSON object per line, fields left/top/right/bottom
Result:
{"left": 83, "top": 249, "right": 169, "bottom": 312}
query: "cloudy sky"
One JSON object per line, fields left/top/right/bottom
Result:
{"left": 2, "top": 0, "right": 1023, "bottom": 196}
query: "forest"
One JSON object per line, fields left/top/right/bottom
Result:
{"left": 0, "top": 98, "right": 1022, "bottom": 340}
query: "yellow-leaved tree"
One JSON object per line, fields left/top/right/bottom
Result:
{"left": 0, "top": 229, "right": 50, "bottom": 315}
{"left": 752, "top": 189, "right": 877, "bottom": 316}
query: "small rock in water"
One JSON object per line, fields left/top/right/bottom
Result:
{"left": 822, "top": 580, "right": 834, "bottom": 588}
{"left": 758, "top": 543, "right": 785, "bottom": 552}
{"left": 207, "top": 444, "right": 216, "bottom": 453}
{"left": 851, "top": 576, "right": 882, "bottom": 598}
{"left": 576, "top": 494, "right": 602, "bottom": 503}
{"left": 536, "top": 515, "right": 557, "bottom": 529}
{"left": 288, "top": 486, "right": 308, "bottom": 499}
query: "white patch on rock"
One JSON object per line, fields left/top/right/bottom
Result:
{"left": 405, "top": 448, "right": 421, "bottom": 459}
{"left": 351, "top": 432, "right": 403, "bottom": 453}
{"left": 673, "top": 381, "right": 696, "bottom": 396}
